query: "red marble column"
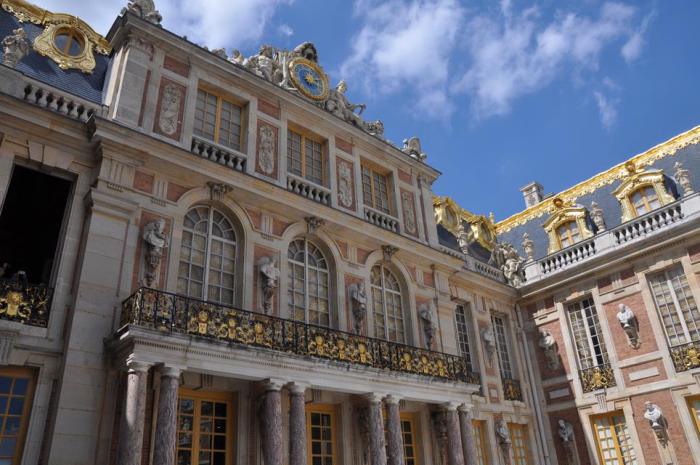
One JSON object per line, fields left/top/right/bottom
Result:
{"left": 261, "top": 380, "right": 284, "bottom": 465}
{"left": 385, "top": 395, "right": 404, "bottom": 465}
{"left": 152, "top": 366, "right": 182, "bottom": 465}
{"left": 116, "top": 360, "right": 151, "bottom": 465}
{"left": 444, "top": 403, "right": 465, "bottom": 465}
{"left": 288, "top": 383, "right": 308, "bottom": 465}
{"left": 458, "top": 405, "right": 478, "bottom": 465}
{"left": 367, "top": 393, "right": 388, "bottom": 465}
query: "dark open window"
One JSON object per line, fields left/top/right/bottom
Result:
{"left": 0, "top": 165, "right": 72, "bottom": 286}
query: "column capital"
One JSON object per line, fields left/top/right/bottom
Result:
{"left": 384, "top": 394, "right": 402, "bottom": 405}
{"left": 159, "top": 366, "right": 183, "bottom": 379}
{"left": 441, "top": 401, "right": 460, "bottom": 412}
{"left": 126, "top": 359, "right": 152, "bottom": 374}
{"left": 458, "top": 403, "right": 474, "bottom": 413}
{"left": 366, "top": 392, "right": 386, "bottom": 404}
{"left": 287, "top": 382, "right": 309, "bottom": 395}
{"left": 262, "top": 378, "right": 285, "bottom": 392}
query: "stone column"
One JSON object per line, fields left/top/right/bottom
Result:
{"left": 385, "top": 395, "right": 404, "bottom": 465}
{"left": 261, "top": 379, "right": 284, "bottom": 465}
{"left": 444, "top": 403, "right": 465, "bottom": 465}
{"left": 116, "top": 360, "right": 151, "bottom": 465}
{"left": 152, "top": 366, "right": 182, "bottom": 465}
{"left": 367, "top": 393, "right": 387, "bottom": 465}
{"left": 458, "top": 405, "right": 478, "bottom": 465}
{"left": 288, "top": 383, "right": 308, "bottom": 465}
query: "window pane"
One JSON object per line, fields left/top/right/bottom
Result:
{"left": 371, "top": 265, "right": 405, "bottom": 342}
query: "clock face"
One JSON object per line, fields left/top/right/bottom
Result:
{"left": 289, "top": 58, "right": 329, "bottom": 101}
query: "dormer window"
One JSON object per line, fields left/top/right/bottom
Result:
{"left": 613, "top": 164, "right": 675, "bottom": 222}
{"left": 542, "top": 200, "right": 593, "bottom": 254}
{"left": 556, "top": 221, "right": 581, "bottom": 249}
{"left": 53, "top": 27, "right": 85, "bottom": 57}
{"left": 629, "top": 185, "right": 661, "bottom": 217}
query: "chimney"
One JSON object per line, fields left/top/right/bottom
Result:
{"left": 520, "top": 182, "right": 544, "bottom": 208}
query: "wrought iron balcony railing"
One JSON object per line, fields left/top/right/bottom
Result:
{"left": 669, "top": 341, "right": 700, "bottom": 372}
{"left": 579, "top": 363, "right": 616, "bottom": 393}
{"left": 0, "top": 278, "right": 53, "bottom": 328}
{"left": 121, "top": 287, "right": 481, "bottom": 385}
{"left": 502, "top": 377, "right": 523, "bottom": 401}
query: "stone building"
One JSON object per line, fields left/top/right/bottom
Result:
{"left": 0, "top": 1, "right": 697, "bottom": 465}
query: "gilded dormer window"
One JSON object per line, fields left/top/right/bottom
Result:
{"left": 542, "top": 198, "right": 593, "bottom": 254}
{"left": 613, "top": 162, "right": 675, "bottom": 222}
{"left": 556, "top": 220, "right": 581, "bottom": 249}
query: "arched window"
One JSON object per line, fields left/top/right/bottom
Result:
{"left": 629, "top": 185, "right": 661, "bottom": 217}
{"left": 371, "top": 264, "right": 405, "bottom": 343}
{"left": 178, "top": 206, "right": 237, "bottom": 305}
{"left": 287, "top": 238, "right": 330, "bottom": 326}
{"left": 556, "top": 220, "right": 581, "bottom": 249}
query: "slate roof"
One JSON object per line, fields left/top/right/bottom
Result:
{"left": 0, "top": 9, "right": 110, "bottom": 104}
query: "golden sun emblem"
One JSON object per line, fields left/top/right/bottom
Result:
{"left": 304, "top": 73, "right": 317, "bottom": 85}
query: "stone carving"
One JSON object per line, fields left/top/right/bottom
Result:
{"left": 337, "top": 161, "right": 354, "bottom": 208}
{"left": 590, "top": 201, "right": 606, "bottom": 232}
{"left": 257, "top": 124, "right": 276, "bottom": 175}
{"left": 643, "top": 401, "right": 668, "bottom": 445}
{"left": 456, "top": 222, "right": 471, "bottom": 256}
{"left": 418, "top": 303, "right": 436, "bottom": 349}
{"left": 521, "top": 233, "right": 534, "bottom": 262}
{"left": 675, "top": 161, "right": 693, "bottom": 195}
{"left": 348, "top": 282, "right": 367, "bottom": 335}
{"left": 402, "top": 137, "right": 427, "bottom": 161}
{"left": 326, "top": 80, "right": 366, "bottom": 124}
{"left": 245, "top": 45, "right": 280, "bottom": 83}
{"left": 481, "top": 327, "right": 496, "bottom": 366}
{"left": 558, "top": 419, "right": 575, "bottom": 464}
{"left": 142, "top": 219, "right": 168, "bottom": 287}
{"left": 495, "top": 419, "right": 511, "bottom": 451}
{"left": 382, "top": 245, "right": 398, "bottom": 262}
{"left": 538, "top": 330, "right": 560, "bottom": 370}
{"left": 616, "top": 304, "right": 640, "bottom": 349}
{"left": 364, "top": 120, "right": 385, "bottom": 138}
{"left": 305, "top": 216, "right": 324, "bottom": 234}
{"left": 259, "top": 257, "right": 279, "bottom": 314}
{"left": 401, "top": 192, "right": 417, "bottom": 235}
{"left": 124, "top": 0, "right": 162, "bottom": 25}
{"left": 2, "top": 28, "right": 28, "bottom": 68}
{"left": 157, "top": 83, "right": 183, "bottom": 136}
{"left": 230, "top": 49, "right": 245, "bottom": 65}
{"left": 211, "top": 48, "right": 227, "bottom": 59}
{"left": 207, "top": 182, "right": 232, "bottom": 201}
{"left": 490, "top": 242, "right": 525, "bottom": 287}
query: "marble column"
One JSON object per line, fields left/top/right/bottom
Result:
{"left": 261, "top": 379, "right": 284, "bottom": 465}
{"left": 288, "top": 383, "right": 308, "bottom": 465}
{"left": 444, "top": 403, "right": 465, "bottom": 465}
{"left": 367, "top": 393, "right": 388, "bottom": 465}
{"left": 152, "top": 366, "right": 182, "bottom": 465}
{"left": 385, "top": 395, "right": 404, "bottom": 465}
{"left": 116, "top": 360, "right": 151, "bottom": 465}
{"left": 458, "top": 405, "right": 478, "bottom": 465}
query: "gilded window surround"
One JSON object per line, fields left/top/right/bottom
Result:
{"left": 612, "top": 163, "right": 675, "bottom": 223}
{"left": 433, "top": 196, "right": 497, "bottom": 251}
{"left": 1, "top": 0, "right": 112, "bottom": 73}
{"left": 542, "top": 200, "right": 593, "bottom": 254}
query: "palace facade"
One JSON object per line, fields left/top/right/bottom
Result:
{"left": 0, "top": 1, "right": 698, "bottom": 465}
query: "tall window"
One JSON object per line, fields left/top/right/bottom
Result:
{"left": 0, "top": 368, "right": 35, "bottom": 465}
{"left": 362, "top": 165, "right": 391, "bottom": 214}
{"left": 455, "top": 304, "right": 474, "bottom": 370}
{"left": 591, "top": 412, "right": 638, "bottom": 465}
{"left": 288, "top": 129, "right": 324, "bottom": 185}
{"left": 556, "top": 221, "right": 581, "bottom": 249}
{"left": 288, "top": 239, "right": 330, "bottom": 326}
{"left": 567, "top": 297, "right": 609, "bottom": 370}
{"left": 491, "top": 314, "right": 513, "bottom": 379}
{"left": 178, "top": 207, "right": 237, "bottom": 305}
{"left": 176, "top": 390, "right": 234, "bottom": 465}
{"left": 400, "top": 414, "right": 419, "bottom": 465}
{"left": 689, "top": 396, "right": 700, "bottom": 439}
{"left": 648, "top": 266, "right": 700, "bottom": 347}
{"left": 472, "top": 420, "right": 489, "bottom": 465}
{"left": 371, "top": 264, "right": 405, "bottom": 342}
{"left": 509, "top": 423, "right": 531, "bottom": 465}
{"left": 629, "top": 185, "right": 661, "bottom": 217}
{"left": 306, "top": 405, "right": 336, "bottom": 465}
{"left": 194, "top": 89, "right": 243, "bottom": 151}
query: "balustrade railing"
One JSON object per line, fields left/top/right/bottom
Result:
{"left": 579, "top": 363, "right": 616, "bottom": 393}
{"left": 286, "top": 175, "right": 331, "bottom": 206}
{"left": 191, "top": 136, "right": 247, "bottom": 172}
{"left": 502, "top": 377, "right": 523, "bottom": 401}
{"left": 669, "top": 341, "right": 700, "bottom": 372}
{"left": 0, "top": 278, "right": 52, "bottom": 328}
{"left": 121, "top": 287, "right": 480, "bottom": 384}
{"left": 612, "top": 201, "right": 683, "bottom": 245}
{"left": 363, "top": 206, "right": 399, "bottom": 233}
{"left": 540, "top": 239, "right": 596, "bottom": 275}
{"left": 23, "top": 84, "right": 99, "bottom": 122}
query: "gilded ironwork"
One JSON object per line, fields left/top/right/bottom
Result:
{"left": 0, "top": 278, "right": 52, "bottom": 327}
{"left": 579, "top": 364, "right": 616, "bottom": 393}
{"left": 669, "top": 342, "right": 700, "bottom": 372}
{"left": 502, "top": 377, "right": 523, "bottom": 402}
{"left": 121, "top": 287, "right": 481, "bottom": 384}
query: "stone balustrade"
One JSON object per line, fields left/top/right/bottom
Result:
{"left": 363, "top": 206, "right": 399, "bottom": 233}
{"left": 539, "top": 239, "right": 596, "bottom": 275}
{"left": 469, "top": 259, "right": 505, "bottom": 282}
{"left": 190, "top": 136, "right": 247, "bottom": 172}
{"left": 612, "top": 201, "right": 683, "bottom": 245}
{"left": 23, "top": 83, "right": 100, "bottom": 122}
{"left": 286, "top": 174, "right": 331, "bottom": 206}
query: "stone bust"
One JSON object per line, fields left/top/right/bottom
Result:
{"left": 538, "top": 330, "right": 560, "bottom": 370}
{"left": 558, "top": 419, "right": 574, "bottom": 443}
{"left": 643, "top": 401, "right": 668, "bottom": 444}
{"left": 142, "top": 218, "right": 168, "bottom": 287}
{"left": 495, "top": 419, "right": 511, "bottom": 446}
{"left": 616, "top": 303, "right": 640, "bottom": 348}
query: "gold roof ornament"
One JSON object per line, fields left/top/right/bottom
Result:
{"left": 433, "top": 196, "right": 497, "bottom": 251}
{"left": 1, "top": 0, "right": 112, "bottom": 73}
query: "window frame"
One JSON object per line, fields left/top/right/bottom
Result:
{"left": 566, "top": 296, "right": 610, "bottom": 370}
{"left": 0, "top": 367, "right": 36, "bottom": 465}
{"left": 287, "top": 238, "right": 331, "bottom": 327}
{"left": 472, "top": 420, "right": 489, "bottom": 465}
{"left": 287, "top": 125, "right": 327, "bottom": 187}
{"left": 491, "top": 313, "right": 514, "bottom": 380}
{"left": 648, "top": 265, "right": 700, "bottom": 347}
{"left": 508, "top": 423, "right": 532, "bottom": 465}
{"left": 305, "top": 403, "right": 338, "bottom": 465}
{"left": 556, "top": 220, "right": 581, "bottom": 249}
{"left": 590, "top": 411, "right": 639, "bottom": 465}
{"left": 688, "top": 395, "right": 700, "bottom": 440}
{"left": 399, "top": 412, "right": 420, "bottom": 465}
{"left": 628, "top": 184, "right": 661, "bottom": 217}
{"left": 194, "top": 87, "right": 246, "bottom": 152}
{"left": 361, "top": 161, "right": 393, "bottom": 215}
{"left": 454, "top": 303, "right": 474, "bottom": 371}
{"left": 371, "top": 263, "right": 406, "bottom": 343}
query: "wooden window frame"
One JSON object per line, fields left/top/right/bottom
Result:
{"left": 361, "top": 161, "right": 393, "bottom": 215}
{"left": 305, "top": 403, "right": 338, "bottom": 465}
{"left": 628, "top": 185, "right": 661, "bottom": 217}
{"left": 454, "top": 303, "right": 474, "bottom": 371}
{"left": 176, "top": 388, "right": 236, "bottom": 465}
{"left": 556, "top": 220, "right": 581, "bottom": 249}
{"left": 472, "top": 420, "right": 489, "bottom": 465}
{"left": 0, "top": 367, "right": 36, "bottom": 465}
{"left": 287, "top": 125, "right": 327, "bottom": 187}
{"left": 688, "top": 395, "right": 700, "bottom": 439}
{"left": 371, "top": 263, "right": 406, "bottom": 343}
{"left": 287, "top": 238, "right": 331, "bottom": 327}
{"left": 491, "top": 313, "right": 514, "bottom": 380}
{"left": 566, "top": 296, "right": 609, "bottom": 370}
{"left": 399, "top": 412, "right": 420, "bottom": 465}
{"left": 508, "top": 423, "right": 532, "bottom": 465}
{"left": 590, "top": 411, "right": 638, "bottom": 465}
{"left": 194, "top": 86, "right": 246, "bottom": 152}
{"left": 648, "top": 265, "right": 700, "bottom": 347}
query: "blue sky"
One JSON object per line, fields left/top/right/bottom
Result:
{"left": 42, "top": 0, "right": 700, "bottom": 220}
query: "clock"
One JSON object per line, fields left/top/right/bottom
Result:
{"left": 288, "top": 57, "right": 329, "bottom": 101}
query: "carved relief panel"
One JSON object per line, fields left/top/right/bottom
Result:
{"left": 336, "top": 157, "right": 355, "bottom": 210}
{"left": 256, "top": 120, "right": 278, "bottom": 178}
{"left": 400, "top": 189, "right": 418, "bottom": 237}
{"left": 153, "top": 78, "right": 186, "bottom": 141}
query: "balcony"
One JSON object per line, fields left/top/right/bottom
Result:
{"left": 120, "top": 288, "right": 480, "bottom": 385}
{"left": 540, "top": 238, "right": 596, "bottom": 275}
{"left": 502, "top": 377, "right": 523, "bottom": 401}
{"left": 669, "top": 341, "right": 700, "bottom": 372}
{"left": 286, "top": 174, "right": 331, "bottom": 206}
{"left": 0, "top": 278, "right": 52, "bottom": 328}
{"left": 579, "top": 363, "right": 616, "bottom": 393}
{"left": 190, "top": 136, "right": 247, "bottom": 173}
{"left": 363, "top": 206, "right": 399, "bottom": 233}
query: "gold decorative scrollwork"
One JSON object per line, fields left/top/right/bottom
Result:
{"left": 670, "top": 342, "right": 700, "bottom": 372}
{"left": 580, "top": 365, "right": 616, "bottom": 393}
{"left": 433, "top": 196, "right": 497, "bottom": 251}
{"left": 502, "top": 378, "right": 523, "bottom": 401}
{"left": 0, "top": 279, "right": 51, "bottom": 327}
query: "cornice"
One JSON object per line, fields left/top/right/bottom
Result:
{"left": 496, "top": 124, "right": 700, "bottom": 233}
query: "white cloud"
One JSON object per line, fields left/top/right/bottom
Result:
{"left": 340, "top": 0, "right": 464, "bottom": 120}
{"left": 621, "top": 10, "right": 655, "bottom": 63}
{"left": 453, "top": 2, "right": 640, "bottom": 119}
{"left": 37, "top": 0, "right": 124, "bottom": 34}
{"left": 593, "top": 90, "right": 618, "bottom": 129}
{"left": 278, "top": 24, "right": 294, "bottom": 37}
